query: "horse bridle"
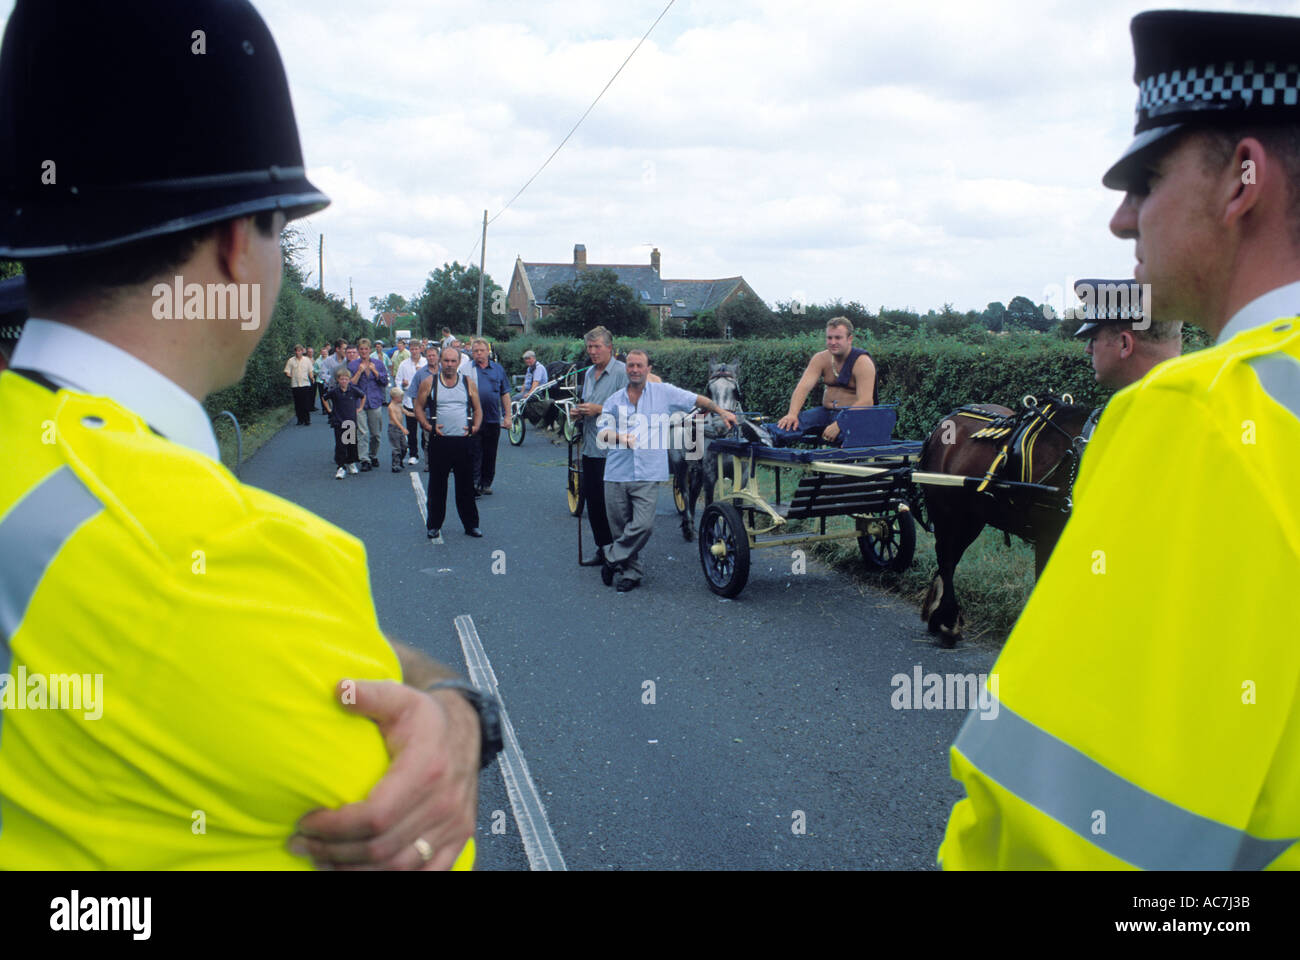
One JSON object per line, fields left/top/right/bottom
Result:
{"left": 1018, "top": 394, "right": 1097, "bottom": 509}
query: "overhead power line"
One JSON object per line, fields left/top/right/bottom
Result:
{"left": 466, "top": 0, "right": 677, "bottom": 262}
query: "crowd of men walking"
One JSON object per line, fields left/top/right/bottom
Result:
{"left": 291, "top": 333, "right": 513, "bottom": 537}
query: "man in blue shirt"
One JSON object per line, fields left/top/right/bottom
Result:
{"left": 469, "top": 337, "right": 512, "bottom": 495}
{"left": 520, "top": 350, "right": 548, "bottom": 400}
{"left": 348, "top": 336, "right": 389, "bottom": 470}
{"left": 597, "top": 349, "right": 735, "bottom": 592}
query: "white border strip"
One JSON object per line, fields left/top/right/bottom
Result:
{"left": 410, "top": 471, "right": 443, "bottom": 542}
{"left": 454, "top": 614, "right": 567, "bottom": 871}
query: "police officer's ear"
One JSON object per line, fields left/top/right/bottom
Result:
{"left": 214, "top": 212, "right": 283, "bottom": 284}
{"left": 1117, "top": 329, "right": 1136, "bottom": 358}
{"left": 1221, "top": 136, "right": 1270, "bottom": 229}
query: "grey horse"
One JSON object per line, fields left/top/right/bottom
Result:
{"left": 668, "top": 359, "right": 772, "bottom": 541}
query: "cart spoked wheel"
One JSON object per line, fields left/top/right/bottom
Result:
{"left": 672, "top": 472, "right": 688, "bottom": 513}
{"left": 562, "top": 411, "right": 579, "bottom": 443}
{"left": 509, "top": 414, "right": 525, "bottom": 446}
{"left": 858, "top": 507, "right": 916, "bottom": 572}
{"left": 699, "top": 502, "right": 750, "bottom": 598}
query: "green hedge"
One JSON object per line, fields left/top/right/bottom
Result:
{"left": 497, "top": 332, "right": 1121, "bottom": 438}
{"left": 202, "top": 282, "right": 368, "bottom": 424}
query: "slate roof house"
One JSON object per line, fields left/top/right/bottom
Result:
{"left": 506, "top": 244, "right": 761, "bottom": 337}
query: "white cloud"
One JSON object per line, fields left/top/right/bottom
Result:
{"left": 11, "top": 0, "right": 1300, "bottom": 316}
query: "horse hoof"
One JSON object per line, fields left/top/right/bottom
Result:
{"left": 682, "top": 527, "right": 694, "bottom": 542}
{"left": 934, "top": 621, "right": 962, "bottom": 648}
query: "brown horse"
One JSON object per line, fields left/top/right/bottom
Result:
{"left": 916, "top": 397, "right": 1095, "bottom": 647}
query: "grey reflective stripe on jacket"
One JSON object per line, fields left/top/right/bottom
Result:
{"left": 953, "top": 701, "right": 1295, "bottom": 869}
{"left": 1247, "top": 352, "right": 1300, "bottom": 423}
{"left": 0, "top": 466, "right": 105, "bottom": 768}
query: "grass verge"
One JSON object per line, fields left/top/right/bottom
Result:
{"left": 814, "top": 525, "right": 1036, "bottom": 649}
{"left": 741, "top": 463, "right": 1037, "bottom": 649}
{"left": 210, "top": 403, "right": 294, "bottom": 474}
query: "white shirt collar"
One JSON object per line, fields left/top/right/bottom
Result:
{"left": 10, "top": 318, "right": 221, "bottom": 461}
{"left": 1217, "top": 280, "right": 1300, "bottom": 346}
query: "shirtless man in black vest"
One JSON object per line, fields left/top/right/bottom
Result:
{"left": 774, "top": 316, "right": 877, "bottom": 443}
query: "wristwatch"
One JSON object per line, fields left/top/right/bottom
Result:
{"left": 427, "top": 680, "right": 504, "bottom": 770}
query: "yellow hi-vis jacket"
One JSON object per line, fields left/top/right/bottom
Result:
{"left": 0, "top": 370, "right": 473, "bottom": 869}
{"left": 939, "top": 318, "right": 1300, "bottom": 870}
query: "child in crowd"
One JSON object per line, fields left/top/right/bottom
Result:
{"left": 388, "top": 386, "right": 410, "bottom": 472}
{"left": 324, "top": 366, "right": 365, "bottom": 478}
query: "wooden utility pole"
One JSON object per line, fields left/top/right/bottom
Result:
{"left": 349, "top": 277, "right": 354, "bottom": 310}
{"left": 318, "top": 235, "right": 324, "bottom": 293}
{"left": 475, "top": 210, "right": 487, "bottom": 337}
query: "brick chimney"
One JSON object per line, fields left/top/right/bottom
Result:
{"left": 650, "top": 248, "right": 660, "bottom": 274}
{"left": 574, "top": 244, "right": 587, "bottom": 269}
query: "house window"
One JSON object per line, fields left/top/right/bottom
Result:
{"left": 681, "top": 320, "right": 688, "bottom": 336}
{"left": 724, "top": 323, "right": 733, "bottom": 340}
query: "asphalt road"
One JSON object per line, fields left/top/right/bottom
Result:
{"left": 241, "top": 412, "right": 999, "bottom": 870}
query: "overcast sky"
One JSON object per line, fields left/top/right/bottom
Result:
{"left": 20, "top": 1, "right": 1300, "bottom": 318}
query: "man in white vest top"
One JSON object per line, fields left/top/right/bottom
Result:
{"left": 415, "top": 346, "right": 483, "bottom": 538}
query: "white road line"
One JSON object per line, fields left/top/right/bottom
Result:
{"left": 454, "top": 614, "right": 567, "bottom": 872}
{"left": 409, "top": 471, "right": 442, "bottom": 542}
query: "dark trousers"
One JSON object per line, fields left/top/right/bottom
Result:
{"left": 332, "top": 422, "right": 359, "bottom": 467}
{"left": 582, "top": 455, "right": 614, "bottom": 548}
{"left": 472, "top": 422, "right": 502, "bottom": 488}
{"left": 427, "top": 435, "right": 479, "bottom": 532}
{"left": 292, "top": 385, "right": 314, "bottom": 424}
{"left": 405, "top": 411, "right": 424, "bottom": 456}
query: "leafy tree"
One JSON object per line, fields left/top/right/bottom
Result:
{"left": 717, "top": 295, "right": 779, "bottom": 338}
{"left": 538, "top": 268, "right": 650, "bottom": 338}
{"left": 925, "top": 302, "right": 969, "bottom": 336}
{"left": 982, "top": 301, "right": 1007, "bottom": 332}
{"left": 1006, "top": 295, "right": 1052, "bottom": 333}
{"left": 878, "top": 307, "right": 921, "bottom": 338}
{"left": 0, "top": 261, "right": 21, "bottom": 280}
{"left": 280, "top": 226, "right": 308, "bottom": 287}
{"left": 368, "top": 292, "right": 409, "bottom": 322}
{"left": 411, "top": 261, "right": 507, "bottom": 341}
{"left": 682, "top": 310, "right": 720, "bottom": 339}
{"left": 1051, "top": 317, "right": 1077, "bottom": 340}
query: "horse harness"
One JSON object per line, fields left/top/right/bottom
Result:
{"left": 952, "top": 396, "right": 1097, "bottom": 512}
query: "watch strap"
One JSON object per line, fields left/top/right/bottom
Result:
{"left": 427, "top": 680, "right": 504, "bottom": 770}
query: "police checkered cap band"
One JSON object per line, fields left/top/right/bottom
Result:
{"left": 1137, "top": 60, "right": 1300, "bottom": 128}
{"left": 1104, "top": 11, "right": 1300, "bottom": 190}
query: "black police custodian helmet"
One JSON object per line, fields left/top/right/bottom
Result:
{"left": 1104, "top": 10, "right": 1300, "bottom": 192}
{"left": 0, "top": 0, "right": 329, "bottom": 259}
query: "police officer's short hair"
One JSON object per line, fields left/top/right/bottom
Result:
{"left": 1095, "top": 320, "right": 1183, "bottom": 344}
{"left": 22, "top": 211, "right": 278, "bottom": 313}
{"left": 1198, "top": 125, "right": 1300, "bottom": 245}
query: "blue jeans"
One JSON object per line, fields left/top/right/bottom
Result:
{"left": 769, "top": 407, "right": 837, "bottom": 446}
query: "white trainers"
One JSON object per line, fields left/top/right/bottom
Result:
{"left": 334, "top": 467, "right": 345, "bottom": 479}
{"left": 407, "top": 456, "right": 418, "bottom": 465}
{"left": 347, "top": 463, "right": 359, "bottom": 474}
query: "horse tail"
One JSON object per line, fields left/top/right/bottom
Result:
{"left": 918, "top": 425, "right": 937, "bottom": 471}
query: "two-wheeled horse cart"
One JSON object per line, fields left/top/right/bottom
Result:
{"left": 696, "top": 405, "right": 925, "bottom": 597}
